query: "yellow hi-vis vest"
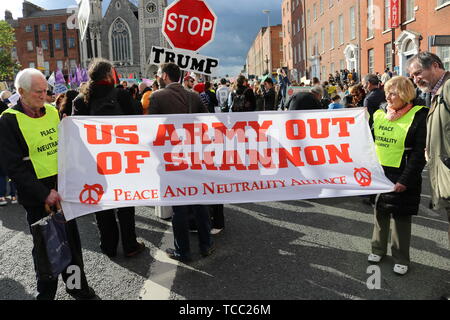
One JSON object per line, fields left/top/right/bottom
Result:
{"left": 2, "top": 105, "right": 59, "bottom": 179}
{"left": 373, "top": 105, "right": 425, "bottom": 168}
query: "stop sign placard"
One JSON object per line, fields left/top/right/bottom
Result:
{"left": 162, "top": 0, "right": 217, "bottom": 52}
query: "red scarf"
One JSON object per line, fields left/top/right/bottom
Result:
{"left": 386, "top": 103, "right": 413, "bottom": 121}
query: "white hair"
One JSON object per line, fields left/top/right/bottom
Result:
{"left": 310, "top": 85, "right": 324, "bottom": 98}
{"left": 15, "top": 68, "right": 46, "bottom": 92}
{"left": 0, "top": 90, "right": 12, "bottom": 101}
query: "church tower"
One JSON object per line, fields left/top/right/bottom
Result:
{"left": 80, "top": 0, "right": 103, "bottom": 68}
{"left": 138, "top": 0, "right": 167, "bottom": 77}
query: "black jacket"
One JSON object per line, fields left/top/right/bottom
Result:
{"left": 373, "top": 104, "right": 428, "bottom": 216}
{"left": 287, "top": 92, "right": 323, "bottom": 110}
{"left": 364, "top": 88, "right": 386, "bottom": 117}
{"left": 0, "top": 100, "right": 8, "bottom": 114}
{"left": 72, "top": 84, "right": 139, "bottom": 116}
{"left": 263, "top": 87, "right": 276, "bottom": 110}
{"left": 0, "top": 101, "right": 56, "bottom": 206}
{"left": 231, "top": 85, "right": 256, "bottom": 112}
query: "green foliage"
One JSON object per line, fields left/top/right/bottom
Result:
{"left": 0, "top": 20, "right": 20, "bottom": 81}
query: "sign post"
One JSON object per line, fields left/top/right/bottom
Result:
{"left": 389, "top": 0, "right": 400, "bottom": 73}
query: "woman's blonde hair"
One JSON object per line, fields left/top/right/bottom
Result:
{"left": 384, "top": 76, "right": 416, "bottom": 104}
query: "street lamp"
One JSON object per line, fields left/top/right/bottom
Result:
{"left": 262, "top": 9, "right": 271, "bottom": 28}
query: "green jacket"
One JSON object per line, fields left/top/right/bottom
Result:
{"left": 427, "top": 71, "right": 450, "bottom": 209}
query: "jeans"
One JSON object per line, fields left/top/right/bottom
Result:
{"left": 0, "top": 175, "right": 16, "bottom": 197}
{"left": 24, "top": 205, "right": 91, "bottom": 300}
{"left": 172, "top": 205, "right": 212, "bottom": 258}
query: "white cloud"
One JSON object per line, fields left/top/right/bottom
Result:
{"left": 0, "top": 1, "right": 24, "bottom": 19}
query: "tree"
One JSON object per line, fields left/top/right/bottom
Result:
{"left": 0, "top": 21, "right": 20, "bottom": 81}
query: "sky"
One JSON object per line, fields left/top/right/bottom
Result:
{"left": 1, "top": 0, "right": 282, "bottom": 77}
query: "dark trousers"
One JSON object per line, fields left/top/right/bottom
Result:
{"left": 24, "top": 205, "right": 90, "bottom": 300}
{"left": 210, "top": 204, "right": 225, "bottom": 229}
{"left": 172, "top": 205, "right": 212, "bottom": 258}
{"left": 95, "top": 207, "right": 138, "bottom": 255}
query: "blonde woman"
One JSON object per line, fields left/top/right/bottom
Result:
{"left": 369, "top": 76, "right": 428, "bottom": 275}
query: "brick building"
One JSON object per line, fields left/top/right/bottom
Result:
{"left": 246, "top": 25, "right": 283, "bottom": 79}
{"left": 360, "top": 0, "right": 450, "bottom": 77}
{"left": 281, "top": 0, "right": 294, "bottom": 73}
{"left": 291, "top": 0, "right": 306, "bottom": 81}
{"left": 5, "top": 1, "right": 81, "bottom": 77}
{"left": 302, "top": 0, "right": 361, "bottom": 81}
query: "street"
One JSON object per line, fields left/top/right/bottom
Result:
{"left": 0, "top": 168, "right": 449, "bottom": 300}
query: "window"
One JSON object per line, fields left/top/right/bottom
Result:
{"left": 321, "top": 27, "right": 325, "bottom": 52}
{"left": 41, "top": 40, "right": 48, "bottom": 50}
{"left": 339, "top": 14, "right": 344, "bottom": 45}
{"left": 330, "top": 62, "right": 335, "bottom": 74}
{"left": 297, "top": 18, "right": 300, "bottom": 33}
{"left": 29, "top": 62, "right": 35, "bottom": 69}
{"left": 313, "top": 3, "right": 317, "bottom": 20}
{"left": 40, "top": 24, "right": 46, "bottom": 32}
{"left": 57, "top": 60, "right": 64, "bottom": 71}
{"left": 70, "top": 59, "right": 77, "bottom": 73}
{"left": 385, "top": 43, "right": 392, "bottom": 71}
{"left": 321, "top": 66, "right": 327, "bottom": 80}
{"left": 314, "top": 33, "right": 318, "bottom": 56}
{"left": 406, "top": 0, "right": 415, "bottom": 21}
{"left": 368, "top": 49, "right": 375, "bottom": 74}
{"left": 329, "top": 0, "right": 333, "bottom": 7}
{"left": 54, "top": 23, "right": 60, "bottom": 31}
{"left": 438, "top": 46, "right": 450, "bottom": 70}
{"left": 384, "top": 0, "right": 390, "bottom": 30}
{"left": 330, "top": 21, "right": 335, "bottom": 49}
{"left": 340, "top": 59, "right": 345, "bottom": 71}
{"left": 69, "top": 38, "right": 75, "bottom": 48}
{"left": 302, "top": 14, "right": 305, "bottom": 28}
{"left": 294, "top": 46, "right": 297, "bottom": 63}
{"left": 350, "top": 7, "right": 356, "bottom": 40}
{"left": 25, "top": 25, "right": 32, "bottom": 32}
{"left": 55, "top": 39, "right": 61, "bottom": 49}
{"left": 307, "top": 9, "right": 311, "bottom": 25}
{"left": 437, "top": 0, "right": 450, "bottom": 6}
{"left": 298, "top": 43, "right": 302, "bottom": 61}
{"left": 44, "top": 61, "right": 50, "bottom": 76}
{"left": 111, "top": 18, "right": 131, "bottom": 62}
{"left": 27, "top": 40, "right": 33, "bottom": 51}
{"left": 367, "top": 0, "right": 374, "bottom": 38}
{"left": 320, "top": 0, "right": 324, "bottom": 14}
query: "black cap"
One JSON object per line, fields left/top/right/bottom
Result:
{"left": 46, "top": 90, "right": 54, "bottom": 96}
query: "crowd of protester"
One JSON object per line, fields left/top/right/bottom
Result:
{"left": 0, "top": 51, "right": 448, "bottom": 300}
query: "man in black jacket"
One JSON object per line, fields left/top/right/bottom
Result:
{"left": 287, "top": 86, "right": 324, "bottom": 110}
{"left": 0, "top": 68, "right": 95, "bottom": 300}
{"left": 363, "top": 74, "right": 386, "bottom": 119}
{"left": 149, "top": 63, "right": 214, "bottom": 263}
{"left": 262, "top": 78, "right": 276, "bottom": 110}
{"left": 72, "top": 58, "right": 145, "bottom": 259}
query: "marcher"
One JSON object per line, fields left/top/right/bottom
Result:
{"left": 362, "top": 74, "right": 386, "bottom": 119}
{"left": 287, "top": 86, "right": 323, "bottom": 110}
{"left": 408, "top": 52, "right": 450, "bottom": 299}
{"left": 149, "top": 62, "right": 214, "bottom": 263}
{"left": 0, "top": 68, "right": 96, "bottom": 300}
{"left": 183, "top": 74, "right": 195, "bottom": 92}
{"left": 45, "top": 90, "right": 55, "bottom": 105}
{"left": 328, "top": 95, "right": 345, "bottom": 110}
{"left": 216, "top": 78, "right": 230, "bottom": 112}
{"left": 229, "top": 75, "right": 256, "bottom": 112}
{"left": 369, "top": 76, "right": 428, "bottom": 276}
{"left": 381, "top": 68, "right": 392, "bottom": 85}
{"left": 72, "top": 58, "right": 145, "bottom": 259}
{"left": 139, "top": 82, "right": 152, "bottom": 114}
{"left": 262, "top": 77, "right": 276, "bottom": 110}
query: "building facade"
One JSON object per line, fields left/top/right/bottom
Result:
{"left": 246, "top": 25, "right": 283, "bottom": 79}
{"left": 360, "top": 0, "right": 450, "bottom": 77}
{"left": 303, "top": 0, "right": 361, "bottom": 81}
{"left": 80, "top": 0, "right": 167, "bottom": 79}
{"left": 6, "top": 1, "right": 81, "bottom": 76}
{"left": 291, "top": 0, "right": 306, "bottom": 81}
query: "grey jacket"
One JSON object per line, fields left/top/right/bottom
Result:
{"left": 427, "top": 71, "right": 450, "bottom": 209}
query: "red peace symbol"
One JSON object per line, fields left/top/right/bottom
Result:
{"left": 79, "top": 184, "right": 104, "bottom": 204}
{"left": 354, "top": 168, "right": 372, "bottom": 187}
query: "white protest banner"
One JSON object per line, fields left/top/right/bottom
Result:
{"left": 286, "top": 86, "right": 312, "bottom": 101}
{"left": 58, "top": 108, "right": 394, "bottom": 221}
{"left": 77, "top": 0, "right": 91, "bottom": 42}
{"left": 149, "top": 46, "right": 219, "bottom": 76}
